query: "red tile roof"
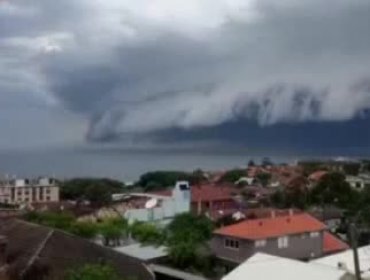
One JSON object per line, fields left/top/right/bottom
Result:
{"left": 323, "top": 232, "right": 349, "bottom": 254}
{"left": 150, "top": 189, "right": 172, "bottom": 197}
{"left": 150, "top": 184, "right": 238, "bottom": 202}
{"left": 214, "top": 213, "right": 326, "bottom": 240}
{"left": 309, "top": 171, "right": 328, "bottom": 182}
{"left": 191, "top": 184, "right": 238, "bottom": 202}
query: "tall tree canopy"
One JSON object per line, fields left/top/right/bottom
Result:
{"left": 166, "top": 213, "right": 214, "bottom": 268}
{"left": 60, "top": 178, "right": 125, "bottom": 206}
{"left": 218, "top": 169, "right": 246, "bottom": 183}
{"left": 65, "top": 264, "right": 121, "bottom": 280}
{"left": 310, "top": 172, "right": 358, "bottom": 208}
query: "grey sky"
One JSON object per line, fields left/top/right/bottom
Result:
{"left": 1, "top": 0, "right": 370, "bottom": 149}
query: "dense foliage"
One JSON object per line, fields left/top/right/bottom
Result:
{"left": 256, "top": 172, "right": 272, "bottom": 187}
{"left": 342, "top": 163, "right": 361, "bottom": 176}
{"left": 65, "top": 264, "right": 121, "bottom": 280}
{"left": 310, "top": 172, "right": 358, "bottom": 208}
{"left": 60, "top": 178, "right": 125, "bottom": 206}
{"left": 99, "top": 218, "right": 128, "bottom": 246}
{"left": 130, "top": 221, "right": 164, "bottom": 244}
{"left": 24, "top": 211, "right": 98, "bottom": 237}
{"left": 271, "top": 187, "right": 309, "bottom": 209}
{"left": 166, "top": 213, "right": 214, "bottom": 268}
{"left": 299, "top": 161, "right": 326, "bottom": 176}
{"left": 218, "top": 169, "right": 246, "bottom": 183}
{"left": 136, "top": 171, "right": 201, "bottom": 191}
{"left": 23, "top": 212, "right": 129, "bottom": 243}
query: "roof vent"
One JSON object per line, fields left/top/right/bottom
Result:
{"left": 286, "top": 218, "right": 291, "bottom": 223}
{"left": 259, "top": 221, "right": 263, "bottom": 226}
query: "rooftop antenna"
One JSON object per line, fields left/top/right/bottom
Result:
{"left": 349, "top": 223, "right": 361, "bottom": 280}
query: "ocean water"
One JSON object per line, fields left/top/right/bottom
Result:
{"left": 0, "top": 146, "right": 368, "bottom": 182}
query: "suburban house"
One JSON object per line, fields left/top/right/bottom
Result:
{"left": 149, "top": 183, "right": 240, "bottom": 219}
{"left": 345, "top": 174, "right": 370, "bottom": 191}
{"left": 0, "top": 177, "right": 59, "bottom": 205}
{"left": 222, "top": 253, "right": 353, "bottom": 280}
{"left": 211, "top": 211, "right": 348, "bottom": 264}
{"left": 0, "top": 219, "right": 154, "bottom": 280}
{"left": 191, "top": 184, "right": 239, "bottom": 216}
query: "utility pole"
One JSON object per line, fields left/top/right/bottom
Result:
{"left": 349, "top": 223, "right": 361, "bottom": 280}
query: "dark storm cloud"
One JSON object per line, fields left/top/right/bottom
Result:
{"left": 1, "top": 0, "right": 370, "bottom": 147}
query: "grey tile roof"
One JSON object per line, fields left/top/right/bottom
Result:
{"left": 114, "top": 243, "right": 168, "bottom": 261}
{"left": 0, "top": 219, "right": 154, "bottom": 280}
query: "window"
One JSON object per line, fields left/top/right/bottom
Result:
{"left": 11, "top": 188, "right": 15, "bottom": 201}
{"left": 255, "top": 239, "right": 267, "bottom": 248}
{"left": 225, "top": 238, "right": 239, "bottom": 250}
{"left": 46, "top": 188, "right": 51, "bottom": 194}
{"left": 32, "top": 188, "right": 37, "bottom": 201}
{"left": 278, "top": 236, "right": 289, "bottom": 248}
{"left": 39, "top": 187, "right": 44, "bottom": 200}
{"left": 17, "top": 191, "right": 22, "bottom": 196}
{"left": 46, "top": 196, "right": 50, "bottom": 201}
{"left": 310, "top": 232, "right": 320, "bottom": 238}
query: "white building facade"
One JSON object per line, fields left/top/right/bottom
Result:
{"left": 124, "top": 181, "right": 191, "bottom": 224}
{"left": 0, "top": 177, "right": 59, "bottom": 205}
{"left": 346, "top": 174, "right": 370, "bottom": 191}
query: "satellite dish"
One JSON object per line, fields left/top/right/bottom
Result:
{"left": 145, "top": 198, "right": 158, "bottom": 209}
{"left": 232, "top": 211, "right": 245, "bottom": 221}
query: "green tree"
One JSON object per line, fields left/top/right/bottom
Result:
{"left": 256, "top": 172, "right": 271, "bottom": 187}
{"left": 65, "top": 264, "right": 121, "bottom": 280}
{"left": 343, "top": 163, "right": 361, "bottom": 176}
{"left": 299, "top": 161, "right": 326, "bottom": 176}
{"left": 60, "top": 178, "right": 125, "bottom": 206}
{"left": 137, "top": 171, "right": 192, "bottom": 191}
{"left": 166, "top": 213, "right": 214, "bottom": 268}
{"left": 362, "top": 160, "right": 370, "bottom": 172}
{"left": 310, "top": 172, "right": 357, "bottom": 208}
{"left": 70, "top": 222, "right": 99, "bottom": 239}
{"left": 270, "top": 190, "right": 286, "bottom": 208}
{"left": 24, "top": 211, "right": 75, "bottom": 231}
{"left": 218, "top": 169, "right": 246, "bottom": 183}
{"left": 24, "top": 211, "right": 101, "bottom": 239}
{"left": 99, "top": 218, "right": 128, "bottom": 246}
{"left": 190, "top": 169, "right": 207, "bottom": 185}
{"left": 130, "top": 222, "right": 164, "bottom": 244}
{"left": 248, "top": 160, "right": 255, "bottom": 167}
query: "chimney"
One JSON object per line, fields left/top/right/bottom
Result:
{"left": 0, "top": 236, "right": 8, "bottom": 266}
{"left": 271, "top": 210, "right": 275, "bottom": 218}
{"left": 289, "top": 209, "right": 294, "bottom": 216}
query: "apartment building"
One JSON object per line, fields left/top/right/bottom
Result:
{"left": 0, "top": 177, "right": 59, "bottom": 205}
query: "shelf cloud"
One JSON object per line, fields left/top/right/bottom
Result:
{"left": 1, "top": 0, "right": 370, "bottom": 147}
